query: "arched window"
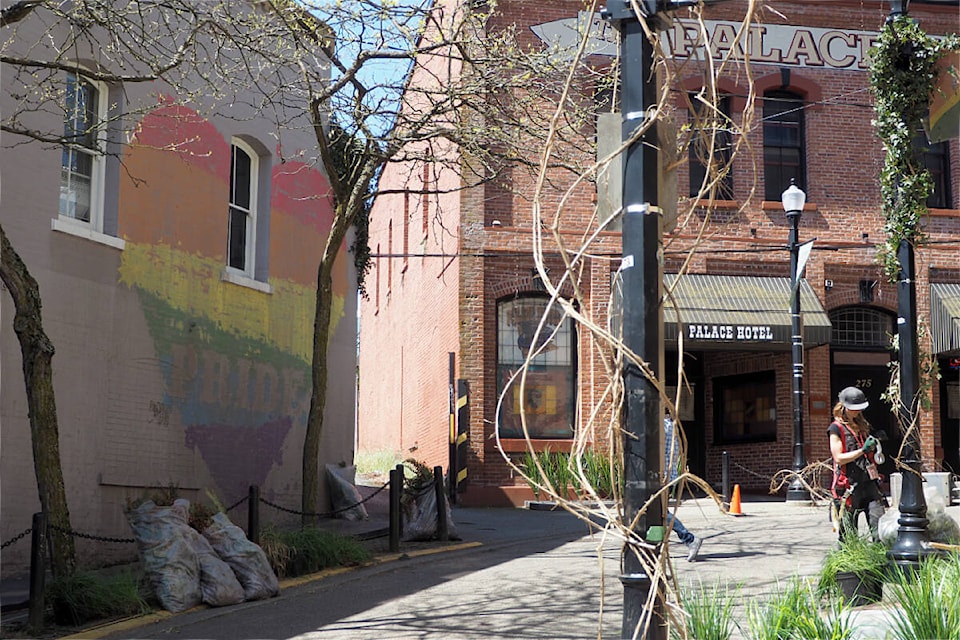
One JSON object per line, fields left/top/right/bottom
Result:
{"left": 689, "top": 93, "right": 734, "bottom": 199}
{"left": 496, "top": 295, "right": 576, "bottom": 439}
{"left": 763, "top": 90, "right": 805, "bottom": 201}
{"left": 830, "top": 307, "right": 894, "bottom": 349}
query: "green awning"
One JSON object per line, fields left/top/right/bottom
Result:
{"left": 931, "top": 283, "right": 960, "bottom": 355}
{"left": 664, "top": 274, "right": 832, "bottom": 351}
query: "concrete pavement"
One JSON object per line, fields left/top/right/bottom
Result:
{"left": 43, "top": 493, "right": 950, "bottom": 639}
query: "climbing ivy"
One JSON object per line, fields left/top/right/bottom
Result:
{"left": 870, "top": 16, "right": 959, "bottom": 282}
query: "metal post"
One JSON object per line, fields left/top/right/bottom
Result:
{"left": 888, "top": 239, "right": 932, "bottom": 569}
{"left": 786, "top": 201, "right": 810, "bottom": 502}
{"left": 389, "top": 467, "right": 401, "bottom": 552}
{"left": 604, "top": 4, "right": 665, "bottom": 638}
{"left": 722, "top": 451, "right": 730, "bottom": 503}
{"left": 882, "top": 0, "right": 931, "bottom": 572}
{"left": 448, "top": 352, "right": 457, "bottom": 504}
{"left": 434, "top": 466, "right": 449, "bottom": 541}
{"left": 247, "top": 485, "right": 260, "bottom": 545}
{"left": 28, "top": 512, "right": 47, "bottom": 632}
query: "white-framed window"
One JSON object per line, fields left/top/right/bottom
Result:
{"left": 227, "top": 139, "right": 258, "bottom": 275}
{"left": 59, "top": 72, "right": 106, "bottom": 228}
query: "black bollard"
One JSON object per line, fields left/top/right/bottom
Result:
{"left": 389, "top": 468, "right": 401, "bottom": 552}
{"left": 722, "top": 451, "right": 730, "bottom": 504}
{"left": 28, "top": 512, "right": 47, "bottom": 632}
{"left": 248, "top": 485, "right": 260, "bottom": 545}
{"left": 434, "top": 466, "right": 448, "bottom": 541}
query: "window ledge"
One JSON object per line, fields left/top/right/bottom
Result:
{"left": 761, "top": 201, "right": 818, "bottom": 212}
{"left": 693, "top": 198, "right": 739, "bottom": 209}
{"left": 497, "top": 439, "right": 575, "bottom": 453}
{"left": 220, "top": 269, "right": 272, "bottom": 294}
{"left": 929, "top": 208, "right": 960, "bottom": 217}
{"left": 51, "top": 217, "right": 125, "bottom": 250}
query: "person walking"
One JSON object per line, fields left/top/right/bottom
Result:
{"left": 828, "top": 386, "right": 885, "bottom": 542}
{"left": 664, "top": 410, "right": 702, "bottom": 561}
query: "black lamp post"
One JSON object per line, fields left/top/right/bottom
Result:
{"left": 782, "top": 180, "right": 810, "bottom": 502}
{"left": 881, "top": 0, "right": 932, "bottom": 572}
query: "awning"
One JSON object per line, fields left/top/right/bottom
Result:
{"left": 664, "top": 274, "right": 832, "bottom": 351}
{"left": 931, "top": 283, "right": 960, "bottom": 356}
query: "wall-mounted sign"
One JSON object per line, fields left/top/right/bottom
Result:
{"left": 688, "top": 324, "right": 774, "bottom": 341}
{"left": 949, "top": 357, "right": 960, "bottom": 370}
{"left": 532, "top": 13, "right": 882, "bottom": 71}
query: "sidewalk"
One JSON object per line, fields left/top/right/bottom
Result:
{"left": 3, "top": 491, "right": 958, "bottom": 638}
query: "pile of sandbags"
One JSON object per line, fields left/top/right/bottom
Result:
{"left": 126, "top": 499, "right": 279, "bottom": 612}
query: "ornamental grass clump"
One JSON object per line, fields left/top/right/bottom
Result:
{"left": 671, "top": 580, "right": 738, "bottom": 640}
{"left": 886, "top": 551, "right": 960, "bottom": 640}
{"left": 817, "top": 535, "right": 890, "bottom": 597}
{"left": 45, "top": 570, "right": 151, "bottom": 626}
{"left": 746, "top": 577, "right": 853, "bottom": 640}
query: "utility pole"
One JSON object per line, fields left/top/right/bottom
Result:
{"left": 602, "top": 2, "right": 728, "bottom": 636}
{"left": 602, "top": 2, "right": 664, "bottom": 637}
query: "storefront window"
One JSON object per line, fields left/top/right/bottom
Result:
{"left": 715, "top": 371, "right": 778, "bottom": 443}
{"left": 496, "top": 295, "right": 576, "bottom": 439}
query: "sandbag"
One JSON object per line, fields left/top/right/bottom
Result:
{"left": 326, "top": 464, "right": 368, "bottom": 521}
{"left": 126, "top": 499, "right": 202, "bottom": 613}
{"left": 188, "top": 532, "right": 245, "bottom": 607}
{"left": 203, "top": 512, "right": 279, "bottom": 601}
{"left": 401, "top": 484, "right": 460, "bottom": 542}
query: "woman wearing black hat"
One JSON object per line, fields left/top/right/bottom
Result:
{"left": 828, "top": 386, "right": 886, "bottom": 541}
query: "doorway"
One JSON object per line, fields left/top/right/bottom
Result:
{"left": 831, "top": 354, "right": 898, "bottom": 478}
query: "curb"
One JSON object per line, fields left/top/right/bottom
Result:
{"left": 57, "top": 541, "right": 482, "bottom": 640}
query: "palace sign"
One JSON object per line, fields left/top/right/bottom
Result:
{"left": 532, "top": 13, "right": 881, "bottom": 70}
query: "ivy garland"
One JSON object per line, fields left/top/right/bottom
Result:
{"left": 869, "top": 16, "right": 959, "bottom": 282}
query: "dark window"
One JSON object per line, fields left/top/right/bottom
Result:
{"left": 763, "top": 90, "right": 805, "bottom": 201}
{"left": 689, "top": 94, "right": 734, "bottom": 199}
{"left": 496, "top": 296, "right": 576, "bottom": 439}
{"left": 60, "top": 73, "right": 101, "bottom": 223}
{"left": 829, "top": 307, "right": 894, "bottom": 349}
{"left": 228, "top": 143, "right": 255, "bottom": 272}
{"left": 715, "top": 371, "right": 778, "bottom": 444}
{"left": 913, "top": 133, "right": 952, "bottom": 209}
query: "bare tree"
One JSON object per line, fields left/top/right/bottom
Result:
{"left": 2, "top": 0, "right": 601, "bottom": 533}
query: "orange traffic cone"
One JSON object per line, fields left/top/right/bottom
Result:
{"left": 729, "top": 484, "right": 743, "bottom": 515}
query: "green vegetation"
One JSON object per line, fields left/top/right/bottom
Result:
{"left": 260, "top": 526, "right": 372, "bottom": 579}
{"left": 817, "top": 536, "right": 890, "bottom": 597}
{"left": 519, "top": 448, "right": 616, "bottom": 501}
{"left": 672, "top": 581, "right": 737, "bottom": 640}
{"left": 45, "top": 570, "right": 151, "bottom": 626}
{"left": 745, "top": 578, "right": 853, "bottom": 640}
{"left": 886, "top": 552, "right": 960, "bottom": 640}
{"left": 355, "top": 449, "right": 405, "bottom": 478}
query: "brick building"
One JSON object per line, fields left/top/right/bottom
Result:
{"left": 1, "top": 7, "right": 356, "bottom": 575}
{"left": 357, "top": 0, "right": 960, "bottom": 505}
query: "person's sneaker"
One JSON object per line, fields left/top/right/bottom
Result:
{"left": 686, "top": 537, "right": 702, "bottom": 562}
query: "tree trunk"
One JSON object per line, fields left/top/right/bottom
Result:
{"left": 0, "top": 224, "right": 76, "bottom": 576}
{"left": 302, "top": 206, "right": 353, "bottom": 526}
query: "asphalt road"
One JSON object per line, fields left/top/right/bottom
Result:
{"left": 97, "top": 507, "right": 618, "bottom": 640}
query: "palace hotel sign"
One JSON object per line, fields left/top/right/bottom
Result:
{"left": 532, "top": 13, "right": 882, "bottom": 70}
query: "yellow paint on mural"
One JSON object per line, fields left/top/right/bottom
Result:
{"left": 119, "top": 242, "right": 343, "bottom": 362}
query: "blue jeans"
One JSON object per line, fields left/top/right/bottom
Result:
{"left": 669, "top": 514, "right": 695, "bottom": 545}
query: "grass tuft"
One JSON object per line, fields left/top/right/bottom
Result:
{"left": 260, "top": 526, "right": 372, "bottom": 579}
{"left": 45, "top": 570, "right": 150, "bottom": 626}
{"left": 886, "top": 551, "right": 960, "bottom": 640}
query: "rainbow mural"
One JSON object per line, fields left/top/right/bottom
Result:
{"left": 116, "top": 103, "right": 343, "bottom": 501}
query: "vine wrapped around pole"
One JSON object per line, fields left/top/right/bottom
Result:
{"left": 870, "top": 16, "right": 958, "bottom": 282}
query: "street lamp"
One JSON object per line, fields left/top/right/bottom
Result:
{"left": 782, "top": 179, "right": 811, "bottom": 502}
